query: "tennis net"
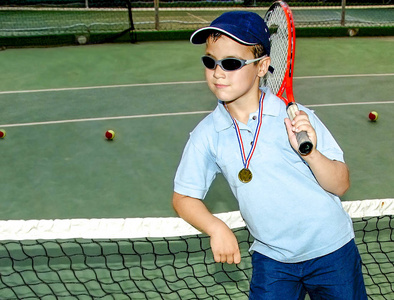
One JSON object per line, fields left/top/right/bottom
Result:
{"left": 0, "top": 199, "right": 393, "bottom": 299}
{"left": 0, "top": 0, "right": 136, "bottom": 45}
{"left": 1, "top": 1, "right": 393, "bottom": 43}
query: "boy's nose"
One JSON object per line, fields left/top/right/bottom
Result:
{"left": 213, "top": 65, "right": 226, "bottom": 78}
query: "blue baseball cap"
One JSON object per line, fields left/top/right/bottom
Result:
{"left": 190, "top": 11, "right": 270, "bottom": 56}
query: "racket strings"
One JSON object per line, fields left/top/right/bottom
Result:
{"left": 263, "top": 5, "right": 290, "bottom": 96}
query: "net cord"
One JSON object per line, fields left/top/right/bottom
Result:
{"left": 0, "top": 199, "right": 392, "bottom": 241}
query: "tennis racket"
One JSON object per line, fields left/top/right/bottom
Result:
{"left": 263, "top": 1, "right": 313, "bottom": 155}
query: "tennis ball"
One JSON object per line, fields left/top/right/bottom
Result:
{"left": 105, "top": 130, "right": 115, "bottom": 140}
{"left": 76, "top": 35, "right": 87, "bottom": 45}
{"left": 348, "top": 28, "right": 358, "bottom": 37}
{"left": 369, "top": 111, "right": 378, "bottom": 122}
{"left": 0, "top": 129, "right": 6, "bottom": 138}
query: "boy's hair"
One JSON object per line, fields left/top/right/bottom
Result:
{"left": 208, "top": 32, "right": 267, "bottom": 62}
{"left": 190, "top": 11, "right": 271, "bottom": 56}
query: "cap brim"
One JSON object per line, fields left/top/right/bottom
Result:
{"left": 190, "top": 27, "right": 256, "bottom": 46}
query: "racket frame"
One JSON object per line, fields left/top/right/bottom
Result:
{"left": 266, "top": 1, "right": 313, "bottom": 155}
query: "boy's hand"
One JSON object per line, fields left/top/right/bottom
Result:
{"left": 284, "top": 110, "right": 317, "bottom": 153}
{"left": 172, "top": 193, "right": 241, "bottom": 264}
{"left": 209, "top": 221, "right": 241, "bottom": 264}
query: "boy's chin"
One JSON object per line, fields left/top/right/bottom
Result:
{"left": 209, "top": 89, "right": 234, "bottom": 103}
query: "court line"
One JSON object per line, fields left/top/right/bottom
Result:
{"left": 307, "top": 101, "right": 394, "bottom": 108}
{"left": 186, "top": 12, "right": 209, "bottom": 23}
{"left": 0, "top": 111, "right": 212, "bottom": 128}
{"left": 294, "top": 73, "right": 394, "bottom": 80}
{"left": 0, "top": 81, "right": 206, "bottom": 95}
{"left": 0, "top": 73, "right": 393, "bottom": 95}
{"left": 1, "top": 101, "right": 393, "bottom": 128}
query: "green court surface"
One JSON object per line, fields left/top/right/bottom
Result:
{"left": 0, "top": 37, "right": 393, "bottom": 220}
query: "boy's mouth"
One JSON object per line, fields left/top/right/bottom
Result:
{"left": 214, "top": 83, "right": 228, "bottom": 89}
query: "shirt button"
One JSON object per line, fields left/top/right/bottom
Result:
{"left": 252, "top": 115, "right": 257, "bottom": 120}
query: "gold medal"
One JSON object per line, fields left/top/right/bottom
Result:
{"left": 225, "top": 93, "right": 265, "bottom": 185}
{"left": 238, "top": 168, "right": 252, "bottom": 183}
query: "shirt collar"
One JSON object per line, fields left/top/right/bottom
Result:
{"left": 213, "top": 87, "right": 281, "bottom": 132}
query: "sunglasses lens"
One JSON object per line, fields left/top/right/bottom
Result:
{"left": 202, "top": 56, "right": 216, "bottom": 69}
{"left": 201, "top": 56, "right": 244, "bottom": 71}
{"left": 222, "top": 59, "right": 242, "bottom": 71}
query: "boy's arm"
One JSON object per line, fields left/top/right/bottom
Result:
{"left": 172, "top": 192, "right": 241, "bottom": 264}
{"left": 285, "top": 111, "right": 350, "bottom": 196}
{"left": 302, "top": 150, "right": 350, "bottom": 196}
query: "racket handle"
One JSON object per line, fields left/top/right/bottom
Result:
{"left": 296, "top": 131, "right": 313, "bottom": 155}
{"left": 286, "top": 102, "right": 313, "bottom": 155}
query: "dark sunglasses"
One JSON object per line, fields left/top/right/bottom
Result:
{"left": 201, "top": 55, "right": 267, "bottom": 71}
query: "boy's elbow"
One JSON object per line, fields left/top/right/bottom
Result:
{"left": 336, "top": 168, "right": 350, "bottom": 197}
{"left": 172, "top": 192, "right": 191, "bottom": 216}
{"left": 172, "top": 192, "right": 182, "bottom": 215}
{"left": 336, "top": 181, "right": 350, "bottom": 197}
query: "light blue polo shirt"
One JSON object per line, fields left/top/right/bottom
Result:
{"left": 174, "top": 87, "right": 354, "bottom": 263}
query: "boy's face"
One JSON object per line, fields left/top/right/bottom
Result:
{"left": 204, "top": 35, "right": 270, "bottom": 104}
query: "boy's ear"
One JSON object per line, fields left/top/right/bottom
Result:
{"left": 257, "top": 57, "right": 271, "bottom": 77}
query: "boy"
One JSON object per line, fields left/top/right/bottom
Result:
{"left": 172, "top": 11, "right": 367, "bottom": 299}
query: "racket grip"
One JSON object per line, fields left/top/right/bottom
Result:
{"left": 296, "top": 131, "right": 313, "bottom": 155}
{"left": 286, "top": 102, "right": 313, "bottom": 155}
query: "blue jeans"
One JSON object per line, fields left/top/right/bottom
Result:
{"left": 249, "top": 239, "right": 367, "bottom": 300}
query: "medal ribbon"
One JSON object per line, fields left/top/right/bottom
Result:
{"left": 224, "top": 92, "right": 265, "bottom": 170}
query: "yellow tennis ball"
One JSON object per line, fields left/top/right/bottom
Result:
{"left": 0, "top": 129, "right": 6, "bottom": 138}
{"left": 368, "top": 111, "right": 378, "bottom": 122}
{"left": 105, "top": 130, "right": 115, "bottom": 140}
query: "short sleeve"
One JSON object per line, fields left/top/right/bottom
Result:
{"left": 174, "top": 131, "right": 220, "bottom": 200}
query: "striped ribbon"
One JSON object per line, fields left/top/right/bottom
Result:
{"left": 224, "top": 92, "right": 265, "bottom": 170}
